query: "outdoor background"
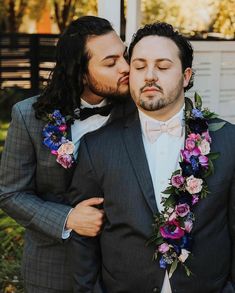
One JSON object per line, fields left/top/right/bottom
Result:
{"left": 0, "top": 0, "right": 234, "bottom": 292}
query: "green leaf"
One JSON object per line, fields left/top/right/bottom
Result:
{"left": 182, "top": 264, "right": 192, "bottom": 277}
{"left": 209, "top": 122, "right": 226, "bottom": 132}
{"left": 194, "top": 92, "right": 202, "bottom": 109}
{"left": 163, "top": 195, "right": 176, "bottom": 207}
{"left": 169, "top": 260, "right": 178, "bottom": 278}
{"left": 162, "top": 186, "right": 174, "bottom": 194}
{"left": 203, "top": 111, "right": 219, "bottom": 119}
{"left": 207, "top": 152, "right": 220, "bottom": 160}
{"left": 203, "top": 159, "right": 214, "bottom": 178}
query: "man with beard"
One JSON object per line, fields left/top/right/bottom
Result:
{"left": 0, "top": 16, "right": 129, "bottom": 293}
{"left": 68, "top": 22, "right": 235, "bottom": 293}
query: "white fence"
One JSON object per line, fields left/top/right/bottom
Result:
{"left": 189, "top": 41, "right": 235, "bottom": 124}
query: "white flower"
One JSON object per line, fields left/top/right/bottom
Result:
{"left": 185, "top": 175, "right": 203, "bottom": 194}
{"left": 57, "top": 141, "right": 75, "bottom": 155}
{"left": 198, "top": 139, "right": 210, "bottom": 155}
{"left": 178, "top": 249, "right": 190, "bottom": 263}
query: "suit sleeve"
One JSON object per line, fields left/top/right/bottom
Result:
{"left": 68, "top": 138, "right": 103, "bottom": 292}
{"left": 229, "top": 167, "right": 235, "bottom": 287}
{"left": 0, "top": 103, "right": 71, "bottom": 241}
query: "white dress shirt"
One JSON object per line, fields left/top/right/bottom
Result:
{"left": 138, "top": 107, "right": 185, "bottom": 293}
{"left": 62, "top": 98, "right": 110, "bottom": 239}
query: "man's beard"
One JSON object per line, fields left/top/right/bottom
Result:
{"left": 137, "top": 78, "right": 184, "bottom": 111}
{"left": 86, "top": 73, "right": 130, "bottom": 104}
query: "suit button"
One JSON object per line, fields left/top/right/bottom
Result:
{"left": 153, "top": 287, "right": 160, "bottom": 292}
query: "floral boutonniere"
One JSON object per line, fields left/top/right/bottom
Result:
{"left": 42, "top": 110, "right": 75, "bottom": 169}
{"left": 149, "top": 93, "right": 226, "bottom": 277}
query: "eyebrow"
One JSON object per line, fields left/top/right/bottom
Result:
{"left": 101, "top": 47, "right": 128, "bottom": 62}
{"left": 101, "top": 55, "right": 119, "bottom": 61}
{"left": 132, "top": 58, "right": 173, "bottom": 63}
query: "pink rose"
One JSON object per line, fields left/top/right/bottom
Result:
{"left": 175, "top": 203, "right": 190, "bottom": 217}
{"left": 188, "top": 133, "right": 201, "bottom": 141}
{"left": 198, "top": 139, "right": 210, "bottom": 155}
{"left": 57, "top": 141, "right": 75, "bottom": 155}
{"left": 169, "top": 211, "right": 177, "bottom": 221}
{"left": 202, "top": 131, "right": 211, "bottom": 143}
{"left": 184, "top": 220, "right": 193, "bottom": 232}
{"left": 185, "top": 175, "right": 203, "bottom": 194}
{"left": 171, "top": 175, "right": 185, "bottom": 188}
{"left": 158, "top": 243, "right": 170, "bottom": 253}
{"left": 56, "top": 154, "right": 73, "bottom": 168}
{"left": 185, "top": 138, "right": 196, "bottom": 151}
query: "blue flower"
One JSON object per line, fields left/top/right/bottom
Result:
{"left": 159, "top": 257, "right": 167, "bottom": 269}
{"left": 190, "top": 156, "right": 200, "bottom": 173}
{"left": 51, "top": 110, "right": 66, "bottom": 126}
{"left": 43, "top": 125, "right": 63, "bottom": 150}
{"left": 179, "top": 234, "right": 193, "bottom": 250}
{"left": 192, "top": 109, "right": 203, "bottom": 119}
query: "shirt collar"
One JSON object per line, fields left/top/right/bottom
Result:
{"left": 138, "top": 104, "right": 185, "bottom": 126}
{"left": 80, "top": 98, "right": 107, "bottom": 109}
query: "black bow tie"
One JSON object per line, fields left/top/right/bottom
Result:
{"left": 76, "top": 103, "right": 113, "bottom": 121}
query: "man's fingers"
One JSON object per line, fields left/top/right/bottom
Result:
{"left": 79, "top": 197, "right": 104, "bottom": 207}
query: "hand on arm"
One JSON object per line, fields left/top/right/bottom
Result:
{"left": 66, "top": 197, "right": 104, "bottom": 236}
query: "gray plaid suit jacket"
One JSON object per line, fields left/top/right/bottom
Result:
{"left": 0, "top": 96, "right": 132, "bottom": 290}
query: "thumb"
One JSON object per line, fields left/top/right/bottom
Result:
{"left": 80, "top": 197, "right": 104, "bottom": 207}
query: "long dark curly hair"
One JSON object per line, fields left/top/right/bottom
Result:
{"left": 128, "top": 22, "right": 194, "bottom": 92}
{"left": 33, "top": 16, "right": 114, "bottom": 120}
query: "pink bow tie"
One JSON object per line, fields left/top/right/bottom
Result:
{"left": 145, "top": 117, "right": 182, "bottom": 143}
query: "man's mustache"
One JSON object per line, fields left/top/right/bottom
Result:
{"left": 140, "top": 82, "right": 163, "bottom": 93}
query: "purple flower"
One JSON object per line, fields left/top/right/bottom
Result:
{"left": 181, "top": 150, "right": 191, "bottom": 163}
{"left": 184, "top": 220, "right": 193, "bottom": 233}
{"left": 171, "top": 175, "right": 185, "bottom": 188}
{"left": 175, "top": 203, "right": 190, "bottom": 217}
{"left": 160, "top": 220, "right": 185, "bottom": 240}
{"left": 192, "top": 195, "right": 199, "bottom": 205}
{"left": 192, "top": 109, "right": 203, "bottom": 118}
{"left": 199, "top": 155, "right": 209, "bottom": 168}
{"left": 56, "top": 154, "right": 73, "bottom": 168}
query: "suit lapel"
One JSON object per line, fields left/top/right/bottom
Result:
{"left": 122, "top": 110, "right": 158, "bottom": 214}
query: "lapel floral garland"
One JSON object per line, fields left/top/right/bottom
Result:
{"left": 150, "top": 93, "right": 225, "bottom": 277}
{"left": 42, "top": 110, "right": 75, "bottom": 169}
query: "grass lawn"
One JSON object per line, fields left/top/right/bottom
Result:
{"left": 0, "top": 121, "right": 9, "bottom": 155}
{"left": 0, "top": 120, "right": 24, "bottom": 292}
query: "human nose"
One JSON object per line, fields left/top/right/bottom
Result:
{"left": 119, "top": 57, "right": 130, "bottom": 74}
{"left": 145, "top": 67, "right": 158, "bottom": 82}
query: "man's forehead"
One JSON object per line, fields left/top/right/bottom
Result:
{"left": 131, "top": 35, "right": 180, "bottom": 60}
{"left": 86, "top": 32, "right": 125, "bottom": 60}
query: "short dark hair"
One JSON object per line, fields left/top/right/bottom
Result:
{"left": 33, "top": 16, "right": 114, "bottom": 119}
{"left": 128, "top": 22, "right": 194, "bottom": 91}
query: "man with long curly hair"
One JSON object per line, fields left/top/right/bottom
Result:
{"left": 0, "top": 16, "right": 130, "bottom": 293}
